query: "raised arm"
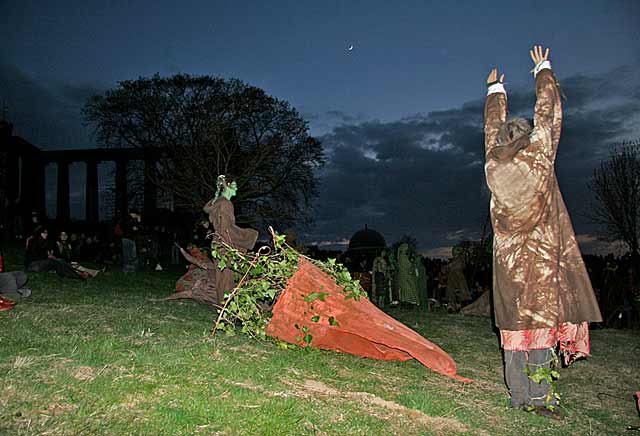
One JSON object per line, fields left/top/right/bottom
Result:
{"left": 531, "top": 45, "right": 562, "bottom": 150}
{"left": 484, "top": 68, "right": 507, "bottom": 154}
{"left": 203, "top": 197, "right": 216, "bottom": 215}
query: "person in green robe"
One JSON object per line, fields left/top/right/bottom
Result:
{"left": 394, "top": 243, "right": 419, "bottom": 305}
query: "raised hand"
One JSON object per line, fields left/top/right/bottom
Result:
{"left": 529, "top": 45, "right": 550, "bottom": 66}
{"left": 487, "top": 68, "right": 505, "bottom": 86}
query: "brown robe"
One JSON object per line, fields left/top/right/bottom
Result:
{"left": 445, "top": 256, "right": 471, "bottom": 307}
{"left": 204, "top": 196, "right": 258, "bottom": 302}
{"left": 484, "top": 69, "right": 602, "bottom": 330}
{"left": 163, "top": 197, "right": 258, "bottom": 306}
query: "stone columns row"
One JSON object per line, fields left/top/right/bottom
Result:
{"left": 56, "top": 160, "right": 70, "bottom": 222}
{"left": 52, "top": 156, "right": 157, "bottom": 223}
{"left": 86, "top": 160, "right": 99, "bottom": 223}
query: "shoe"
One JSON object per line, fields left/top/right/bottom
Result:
{"left": 17, "top": 288, "right": 32, "bottom": 298}
{"left": 0, "top": 296, "right": 16, "bottom": 310}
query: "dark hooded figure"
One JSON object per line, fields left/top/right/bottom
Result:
{"left": 484, "top": 46, "right": 602, "bottom": 415}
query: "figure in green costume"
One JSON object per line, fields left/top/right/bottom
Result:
{"left": 204, "top": 175, "right": 259, "bottom": 302}
{"left": 163, "top": 175, "right": 258, "bottom": 305}
{"left": 415, "top": 254, "right": 428, "bottom": 309}
{"left": 444, "top": 246, "right": 471, "bottom": 312}
{"left": 372, "top": 250, "right": 392, "bottom": 307}
{"left": 394, "top": 243, "right": 419, "bottom": 305}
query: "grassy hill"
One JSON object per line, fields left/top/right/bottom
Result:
{"left": 0, "top": 265, "right": 638, "bottom": 435}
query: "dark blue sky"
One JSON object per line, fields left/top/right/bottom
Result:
{"left": 2, "top": 1, "right": 639, "bottom": 255}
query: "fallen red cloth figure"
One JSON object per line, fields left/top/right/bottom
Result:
{"left": 0, "top": 296, "right": 16, "bottom": 311}
{"left": 266, "top": 258, "right": 471, "bottom": 382}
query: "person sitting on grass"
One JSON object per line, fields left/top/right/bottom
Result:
{"left": 54, "top": 231, "right": 102, "bottom": 278}
{"left": 25, "top": 226, "right": 86, "bottom": 279}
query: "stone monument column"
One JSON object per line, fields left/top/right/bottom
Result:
{"left": 56, "top": 160, "right": 70, "bottom": 222}
{"left": 86, "top": 159, "right": 99, "bottom": 223}
{"left": 143, "top": 157, "right": 157, "bottom": 220}
{"left": 115, "top": 158, "right": 128, "bottom": 218}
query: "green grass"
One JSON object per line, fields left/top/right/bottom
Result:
{"left": 1, "top": 266, "right": 638, "bottom": 435}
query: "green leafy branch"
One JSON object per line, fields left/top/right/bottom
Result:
{"left": 525, "top": 350, "right": 561, "bottom": 411}
{"left": 210, "top": 227, "right": 366, "bottom": 341}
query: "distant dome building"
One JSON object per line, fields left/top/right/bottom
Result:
{"left": 348, "top": 225, "right": 387, "bottom": 252}
{"left": 344, "top": 225, "right": 387, "bottom": 273}
{"left": 343, "top": 225, "right": 387, "bottom": 296}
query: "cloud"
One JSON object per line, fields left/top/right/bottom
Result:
{"left": 576, "top": 234, "right": 628, "bottom": 256}
{"left": 421, "top": 246, "right": 454, "bottom": 259}
{"left": 0, "top": 62, "right": 102, "bottom": 149}
{"left": 304, "top": 64, "right": 640, "bottom": 254}
{"left": 308, "top": 238, "right": 350, "bottom": 248}
{"left": 303, "top": 109, "right": 368, "bottom": 136}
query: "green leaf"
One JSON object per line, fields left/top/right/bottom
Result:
{"left": 328, "top": 316, "right": 339, "bottom": 326}
{"left": 305, "top": 292, "right": 319, "bottom": 302}
{"left": 304, "top": 333, "right": 313, "bottom": 345}
{"left": 311, "top": 315, "right": 320, "bottom": 323}
{"left": 277, "top": 341, "right": 290, "bottom": 349}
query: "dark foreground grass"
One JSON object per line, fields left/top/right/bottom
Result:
{"left": 1, "top": 268, "right": 639, "bottom": 435}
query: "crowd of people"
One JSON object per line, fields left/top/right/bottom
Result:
{"left": 0, "top": 207, "right": 193, "bottom": 305}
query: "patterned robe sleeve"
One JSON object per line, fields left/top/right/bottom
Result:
{"left": 533, "top": 68, "right": 562, "bottom": 160}
{"left": 484, "top": 90, "right": 507, "bottom": 155}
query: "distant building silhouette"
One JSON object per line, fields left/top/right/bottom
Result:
{"left": 0, "top": 120, "right": 164, "bottom": 230}
{"left": 344, "top": 224, "right": 387, "bottom": 272}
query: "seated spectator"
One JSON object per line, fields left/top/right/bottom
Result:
{"left": 25, "top": 226, "right": 85, "bottom": 279}
{"left": 55, "top": 231, "right": 102, "bottom": 278}
{"left": 55, "top": 231, "right": 73, "bottom": 262}
{"left": 121, "top": 212, "right": 141, "bottom": 273}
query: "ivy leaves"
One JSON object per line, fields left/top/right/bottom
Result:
{"left": 310, "top": 315, "right": 340, "bottom": 327}
{"left": 525, "top": 350, "right": 562, "bottom": 411}
{"left": 212, "top": 231, "right": 365, "bottom": 343}
{"left": 304, "top": 292, "right": 330, "bottom": 303}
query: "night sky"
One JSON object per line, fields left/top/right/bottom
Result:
{"left": 2, "top": 1, "right": 639, "bottom": 256}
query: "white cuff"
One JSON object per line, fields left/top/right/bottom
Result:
{"left": 487, "top": 82, "right": 506, "bottom": 96}
{"left": 533, "top": 60, "right": 551, "bottom": 77}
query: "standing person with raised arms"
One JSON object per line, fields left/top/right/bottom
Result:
{"left": 484, "top": 46, "right": 602, "bottom": 416}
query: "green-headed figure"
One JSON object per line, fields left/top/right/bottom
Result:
{"left": 204, "top": 175, "right": 259, "bottom": 302}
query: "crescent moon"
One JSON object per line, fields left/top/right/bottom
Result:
{"left": 348, "top": 45, "right": 354, "bottom": 51}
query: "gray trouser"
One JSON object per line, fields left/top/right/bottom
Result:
{"left": 27, "top": 259, "right": 80, "bottom": 279}
{"left": 122, "top": 238, "right": 137, "bottom": 273}
{"left": 0, "top": 271, "right": 27, "bottom": 291}
{"left": 504, "top": 348, "right": 556, "bottom": 407}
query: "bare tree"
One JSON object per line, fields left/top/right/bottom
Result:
{"left": 589, "top": 140, "right": 640, "bottom": 260}
{"left": 83, "top": 74, "right": 324, "bottom": 229}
